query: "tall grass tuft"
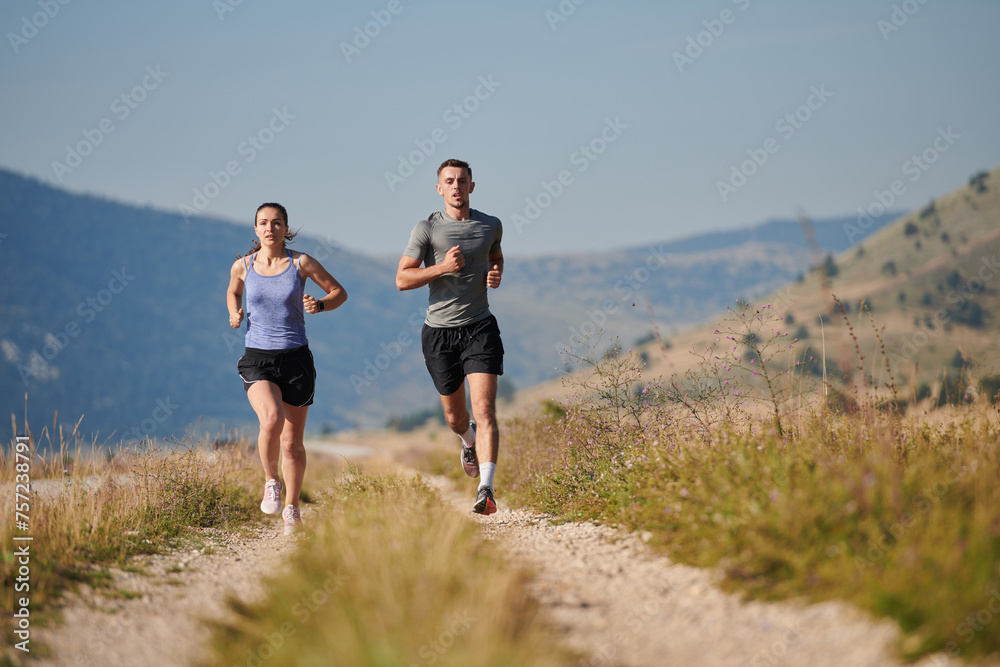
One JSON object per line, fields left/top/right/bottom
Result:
{"left": 204, "top": 470, "right": 577, "bottom": 667}
{"left": 502, "top": 305, "right": 1000, "bottom": 661}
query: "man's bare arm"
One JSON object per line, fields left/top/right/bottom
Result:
{"left": 396, "top": 245, "right": 465, "bottom": 291}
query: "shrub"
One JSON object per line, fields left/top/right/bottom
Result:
{"left": 978, "top": 375, "right": 1000, "bottom": 404}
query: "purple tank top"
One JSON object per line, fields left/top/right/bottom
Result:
{"left": 244, "top": 250, "right": 308, "bottom": 350}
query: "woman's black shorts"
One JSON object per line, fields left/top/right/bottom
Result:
{"left": 421, "top": 314, "right": 504, "bottom": 396}
{"left": 237, "top": 345, "right": 316, "bottom": 407}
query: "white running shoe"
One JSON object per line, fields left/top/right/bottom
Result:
{"left": 461, "top": 422, "right": 479, "bottom": 478}
{"left": 283, "top": 505, "right": 302, "bottom": 535}
{"left": 260, "top": 478, "right": 282, "bottom": 514}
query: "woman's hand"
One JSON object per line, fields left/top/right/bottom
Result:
{"left": 303, "top": 295, "right": 321, "bottom": 314}
{"left": 229, "top": 308, "right": 244, "bottom": 328}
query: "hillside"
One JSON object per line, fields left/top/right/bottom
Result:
{"left": 641, "top": 166, "right": 1000, "bottom": 408}
{"left": 0, "top": 168, "right": 896, "bottom": 442}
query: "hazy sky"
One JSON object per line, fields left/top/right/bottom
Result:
{"left": 3, "top": 1, "right": 997, "bottom": 257}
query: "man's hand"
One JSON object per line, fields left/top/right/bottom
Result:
{"left": 442, "top": 245, "right": 465, "bottom": 273}
{"left": 486, "top": 263, "right": 502, "bottom": 288}
{"left": 229, "top": 308, "right": 244, "bottom": 328}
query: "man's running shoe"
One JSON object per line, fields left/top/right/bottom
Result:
{"left": 260, "top": 478, "right": 282, "bottom": 514}
{"left": 473, "top": 485, "right": 497, "bottom": 515}
{"left": 461, "top": 422, "right": 479, "bottom": 478}
{"left": 282, "top": 505, "right": 302, "bottom": 535}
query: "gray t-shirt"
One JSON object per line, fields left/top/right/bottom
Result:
{"left": 403, "top": 209, "right": 503, "bottom": 328}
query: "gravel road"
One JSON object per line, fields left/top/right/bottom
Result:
{"left": 433, "top": 477, "right": 973, "bottom": 667}
{"left": 28, "top": 462, "right": 986, "bottom": 666}
{"left": 32, "top": 521, "right": 296, "bottom": 667}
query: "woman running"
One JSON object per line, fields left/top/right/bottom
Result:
{"left": 227, "top": 202, "right": 347, "bottom": 534}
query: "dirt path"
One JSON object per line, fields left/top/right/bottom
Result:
{"left": 32, "top": 519, "right": 297, "bottom": 667}
{"left": 431, "top": 477, "right": 969, "bottom": 667}
{"left": 30, "top": 441, "right": 981, "bottom": 667}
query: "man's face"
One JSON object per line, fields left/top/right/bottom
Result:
{"left": 436, "top": 166, "right": 474, "bottom": 209}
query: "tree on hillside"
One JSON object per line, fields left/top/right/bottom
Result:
{"left": 950, "top": 301, "right": 984, "bottom": 328}
{"left": 822, "top": 254, "right": 839, "bottom": 278}
{"left": 969, "top": 171, "right": 989, "bottom": 193}
{"left": 950, "top": 349, "right": 971, "bottom": 368}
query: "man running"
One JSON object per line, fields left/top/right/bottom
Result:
{"left": 396, "top": 159, "right": 504, "bottom": 515}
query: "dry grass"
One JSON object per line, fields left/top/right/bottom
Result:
{"left": 499, "top": 313, "right": 1000, "bottom": 662}
{"left": 0, "top": 432, "right": 262, "bottom": 664}
{"left": 203, "top": 468, "right": 577, "bottom": 666}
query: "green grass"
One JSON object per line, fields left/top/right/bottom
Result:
{"left": 500, "top": 333, "right": 1000, "bottom": 662}
{"left": 203, "top": 470, "right": 577, "bottom": 667}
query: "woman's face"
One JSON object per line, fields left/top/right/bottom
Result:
{"left": 254, "top": 207, "right": 287, "bottom": 246}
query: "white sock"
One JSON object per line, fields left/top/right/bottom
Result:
{"left": 459, "top": 423, "right": 476, "bottom": 448}
{"left": 479, "top": 462, "right": 496, "bottom": 489}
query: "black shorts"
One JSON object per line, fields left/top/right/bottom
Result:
{"left": 421, "top": 315, "right": 504, "bottom": 396}
{"left": 237, "top": 345, "right": 316, "bottom": 407}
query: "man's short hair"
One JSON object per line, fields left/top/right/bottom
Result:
{"left": 437, "top": 158, "right": 471, "bottom": 180}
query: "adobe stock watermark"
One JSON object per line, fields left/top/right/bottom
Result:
{"left": 580, "top": 599, "right": 662, "bottom": 666}
{"left": 340, "top": 0, "right": 415, "bottom": 64}
{"left": 178, "top": 107, "right": 295, "bottom": 222}
{"left": 16, "top": 266, "right": 136, "bottom": 384}
{"left": 238, "top": 569, "right": 348, "bottom": 667}
{"left": 122, "top": 396, "right": 181, "bottom": 446}
{"left": 930, "top": 589, "right": 1000, "bottom": 664}
{"left": 7, "top": 0, "right": 72, "bottom": 54}
{"left": 349, "top": 309, "right": 427, "bottom": 394}
{"left": 384, "top": 74, "right": 502, "bottom": 192}
{"left": 886, "top": 252, "right": 997, "bottom": 369}
{"left": 66, "top": 606, "right": 137, "bottom": 665}
{"left": 408, "top": 610, "right": 476, "bottom": 667}
{"left": 672, "top": 0, "right": 752, "bottom": 73}
{"left": 843, "top": 126, "right": 959, "bottom": 243}
{"left": 716, "top": 84, "right": 833, "bottom": 203}
{"left": 512, "top": 116, "right": 627, "bottom": 234}
{"left": 51, "top": 65, "right": 170, "bottom": 182}
{"left": 556, "top": 245, "right": 671, "bottom": 356}
{"left": 877, "top": 0, "right": 931, "bottom": 41}
{"left": 747, "top": 623, "right": 803, "bottom": 667}
{"left": 310, "top": 232, "right": 341, "bottom": 263}
{"left": 545, "top": 0, "right": 588, "bottom": 31}
{"left": 852, "top": 470, "right": 957, "bottom": 574}
{"left": 213, "top": 0, "right": 246, "bottom": 21}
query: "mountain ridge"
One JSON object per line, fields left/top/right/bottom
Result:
{"left": 0, "top": 167, "right": 899, "bottom": 442}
